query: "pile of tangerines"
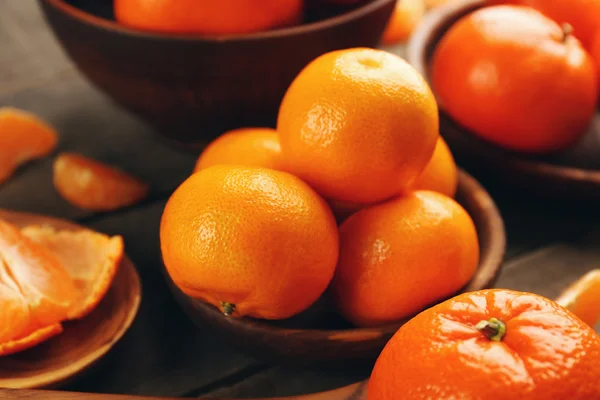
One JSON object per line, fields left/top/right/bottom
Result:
{"left": 160, "top": 47, "right": 480, "bottom": 328}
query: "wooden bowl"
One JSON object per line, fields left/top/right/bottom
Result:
{"left": 165, "top": 169, "right": 506, "bottom": 364}
{"left": 0, "top": 210, "right": 142, "bottom": 389}
{"left": 407, "top": 0, "right": 600, "bottom": 200}
{"left": 38, "top": 0, "right": 396, "bottom": 149}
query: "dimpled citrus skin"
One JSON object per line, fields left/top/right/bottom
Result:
{"left": 160, "top": 165, "right": 339, "bottom": 320}
{"left": 432, "top": 6, "right": 598, "bottom": 154}
{"left": 368, "top": 289, "right": 600, "bottom": 400}
{"left": 277, "top": 48, "right": 439, "bottom": 204}
{"left": 114, "top": 0, "right": 303, "bottom": 35}
{"left": 194, "top": 128, "right": 284, "bottom": 173}
{"left": 331, "top": 190, "right": 479, "bottom": 327}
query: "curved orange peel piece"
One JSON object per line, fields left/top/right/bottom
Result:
{"left": 0, "top": 107, "right": 58, "bottom": 184}
{"left": 556, "top": 269, "right": 600, "bottom": 328}
{"left": 0, "top": 323, "right": 63, "bottom": 357}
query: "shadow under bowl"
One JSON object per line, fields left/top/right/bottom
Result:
{"left": 407, "top": 0, "right": 600, "bottom": 200}
{"left": 165, "top": 169, "right": 506, "bottom": 364}
{"left": 38, "top": 0, "right": 396, "bottom": 150}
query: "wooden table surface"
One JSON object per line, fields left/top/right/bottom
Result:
{"left": 1, "top": 1, "right": 599, "bottom": 398}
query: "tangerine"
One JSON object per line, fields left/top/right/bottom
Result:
{"left": 331, "top": 190, "right": 479, "bottom": 327}
{"left": 488, "top": 0, "right": 600, "bottom": 50}
{"left": 593, "top": 32, "right": 600, "bottom": 91}
{"left": 368, "top": 289, "right": 600, "bottom": 400}
{"left": 160, "top": 165, "right": 339, "bottom": 320}
{"left": 432, "top": 5, "right": 598, "bottom": 153}
{"left": 53, "top": 153, "right": 149, "bottom": 212}
{"left": 0, "top": 107, "right": 58, "bottom": 185}
{"left": 114, "top": 0, "right": 303, "bottom": 35}
{"left": 381, "top": 0, "right": 426, "bottom": 45}
{"left": 278, "top": 48, "right": 439, "bottom": 204}
{"left": 412, "top": 137, "right": 457, "bottom": 197}
{"left": 556, "top": 269, "right": 600, "bottom": 329}
{"left": 193, "top": 128, "right": 284, "bottom": 173}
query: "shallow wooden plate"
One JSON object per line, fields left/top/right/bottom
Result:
{"left": 166, "top": 169, "right": 506, "bottom": 364}
{"left": 0, "top": 210, "right": 142, "bottom": 390}
{"left": 407, "top": 0, "right": 600, "bottom": 200}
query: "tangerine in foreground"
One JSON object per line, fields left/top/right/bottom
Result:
{"left": 193, "top": 128, "right": 284, "bottom": 173}
{"left": 160, "top": 165, "right": 339, "bottom": 320}
{"left": 593, "top": 32, "right": 600, "bottom": 93}
{"left": 53, "top": 153, "right": 149, "bottom": 212}
{"left": 0, "top": 107, "right": 58, "bottom": 185}
{"left": 277, "top": 48, "right": 439, "bottom": 204}
{"left": 114, "top": 0, "right": 303, "bottom": 35}
{"left": 432, "top": 5, "right": 598, "bottom": 153}
{"left": 367, "top": 289, "right": 600, "bottom": 399}
{"left": 331, "top": 190, "right": 479, "bottom": 327}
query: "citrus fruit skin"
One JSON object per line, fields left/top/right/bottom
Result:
{"left": 367, "top": 289, "right": 600, "bottom": 400}
{"left": 53, "top": 153, "right": 149, "bottom": 212}
{"left": 114, "top": 0, "right": 303, "bottom": 35}
{"left": 160, "top": 165, "right": 339, "bottom": 320}
{"left": 381, "top": 0, "right": 426, "bottom": 45}
{"left": 432, "top": 6, "right": 598, "bottom": 153}
{"left": 331, "top": 190, "right": 479, "bottom": 327}
{"left": 488, "top": 0, "right": 600, "bottom": 50}
{"left": 0, "top": 107, "right": 58, "bottom": 185}
{"left": 194, "top": 128, "right": 284, "bottom": 173}
{"left": 593, "top": 32, "right": 600, "bottom": 94}
{"left": 412, "top": 137, "right": 457, "bottom": 197}
{"left": 277, "top": 48, "right": 439, "bottom": 204}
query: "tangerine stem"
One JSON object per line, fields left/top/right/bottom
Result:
{"left": 561, "top": 23, "right": 574, "bottom": 43}
{"left": 476, "top": 318, "right": 506, "bottom": 342}
{"left": 220, "top": 301, "right": 236, "bottom": 317}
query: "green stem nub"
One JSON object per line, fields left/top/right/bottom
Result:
{"left": 220, "top": 302, "right": 236, "bottom": 317}
{"left": 476, "top": 318, "right": 506, "bottom": 342}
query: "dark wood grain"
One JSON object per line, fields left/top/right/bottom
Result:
{"left": 38, "top": 0, "right": 396, "bottom": 148}
{"left": 167, "top": 169, "right": 506, "bottom": 364}
{"left": 0, "top": 210, "right": 141, "bottom": 390}
{"left": 407, "top": 0, "right": 600, "bottom": 200}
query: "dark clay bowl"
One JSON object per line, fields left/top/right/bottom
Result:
{"left": 407, "top": 0, "right": 600, "bottom": 200}
{"left": 39, "top": 0, "right": 396, "bottom": 149}
{"left": 165, "top": 170, "right": 506, "bottom": 364}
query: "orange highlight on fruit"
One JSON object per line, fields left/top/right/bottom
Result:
{"left": 432, "top": 5, "right": 598, "bottom": 153}
{"left": 161, "top": 165, "right": 339, "bottom": 320}
{"left": 114, "top": 0, "right": 303, "bottom": 35}
{"left": 556, "top": 269, "right": 600, "bottom": 328}
{"left": 331, "top": 190, "right": 479, "bottom": 327}
{"left": 489, "top": 0, "right": 600, "bottom": 50}
{"left": 0, "top": 107, "right": 58, "bottom": 185}
{"left": 53, "top": 153, "right": 149, "bottom": 212}
{"left": 0, "top": 218, "right": 124, "bottom": 356}
{"left": 278, "top": 48, "right": 438, "bottom": 204}
{"left": 381, "top": 0, "right": 425, "bottom": 45}
{"left": 368, "top": 289, "right": 600, "bottom": 400}
{"left": 412, "top": 137, "right": 457, "bottom": 197}
{"left": 194, "top": 128, "right": 284, "bottom": 173}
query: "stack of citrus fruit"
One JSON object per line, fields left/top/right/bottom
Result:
{"left": 432, "top": 1, "right": 599, "bottom": 154}
{"left": 160, "top": 47, "right": 480, "bottom": 328}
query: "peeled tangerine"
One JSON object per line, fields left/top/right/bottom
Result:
{"left": 0, "top": 107, "right": 58, "bottom": 184}
{"left": 331, "top": 190, "right": 479, "bottom": 327}
{"left": 277, "top": 48, "right": 439, "bottom": 204}
{"left": 0, "top": 218, "right": 123, "bottom": 356}
{"left": 160, "top": 165, "right": 339, "bottom": 320}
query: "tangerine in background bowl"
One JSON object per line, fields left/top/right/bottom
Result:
{"left": 38, "top": 0, "right": 396, "bottom": 149}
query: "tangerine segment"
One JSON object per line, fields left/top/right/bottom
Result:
{"left": 194, "top": 128, "right": 284, "bottom": 173}
{"left": 53, "top": 153, "right": 149, "bottom": 212}
{"left": 556, "top": 269, "right": 600, "bottom": 328}
{"left": 21, "top": 225, "right": 124, "bottom": 320}
{"left": 0, "top": 219, "right": 76, "bottom": 328}
{"left": 0, "top": 107, "right": 58, "bottom": 184}
{"left": 0, "top": 261, "right": 34, "bottom": 345}
{"left": 0, "top": 323, "right": 63, "bottom": 357}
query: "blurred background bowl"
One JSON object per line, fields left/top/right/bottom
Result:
{"left": 39, "top": 0, "right": 396, "bottom": 149}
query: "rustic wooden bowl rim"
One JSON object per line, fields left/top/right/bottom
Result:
{"left": 43, "top": 0, "right": 395, "bottom": 42}
{"left": 406, "top": 0, "right": 600, "bottom": 186}
{"left": 172, "top": 169, "right": 506, "bottom": 342}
